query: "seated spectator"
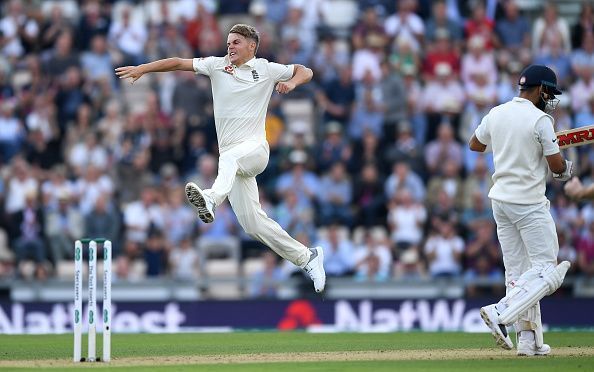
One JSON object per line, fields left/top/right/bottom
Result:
{"left": 4, "top": 157, "right": 39, "bottom": 215}
{"left": 424, "top": 219, "right": 464, "bottom": 278}
{"left": 557, "top": 229, "right": 577, "bottom": 276}
{"left": 352, "top": 162, "right": 386, "bottom": 228}
{"left": 81, "top": 34, "right": 115, "bottom": 88}
{"left": 350, "top": 130, "right": 383, "bottom": 176}
{"left": 67, "top": 131, "right": 109, "bottom": 175}
{"left": 384, "top": 0, "right": 424, "bottom": 53}
{"left": 354, "top": 230, "right": 392, "bottom": 282}
{"left": 352, "top": 6, "right": 387, "bottom": 51}
{"left": 420, "top": 64, "right": 465, "bottom": 140}
{"left": 315, "top": 66, "right": 356, "bottom": 125}
{"left": 44, "top": 191, "right": 84, "bottom": 265}
{"left": 571, "top": 1, "right": 594, "bottom": 49}
{"left": 0, "top": 100, "right": 25, "bottom": 162}
{"left": 316, "top": 224, "right": 355, "bottom": 277}
{"left": 10, "top": 190, "right": 48, "bottom": 280}
{"left": 577, "top": 220, "right": 594, "bottom": 277}
{"left": 496, "top": 0, "right": 530, "bottom": 51}
{"left": 352, "top": 33, "right": 385, "bottom": 82}
{"left": 394, "top": 246, "right": 425, "bottom": 279}
{"left": 123, "top": 187, "right": 163, "bottom": 244}
{"left": 276, "top": 150, "right": 320, "bottom": 208}
{"left": 169, "top": 236, "right": 199, "bottom": 281}
{"left": 387, "top": 189, "right": 426, "bottom": 252}
{"left": 534, "top": 33, "right": 572, "bottom": 88}
{"left": 85, "top": 194, "right": 121, "bottom": 251}
{"left": 379, "top": 62, "right": 407, "bottom": 141}
{"left": 423, "top": 28, "right": 460, "bottom": 80}
{"left": 550, "top": 192, "right": 580, "bottom": 233}
{"left": 461, "top": 35, "right": 497, "bottom": 96}
{"left": 73, "top": 165, "right": 114, "bottom": 215}
{"left": 426, "top": 159, "right": 464, "bottom": 210}
{"left": 348, "top": 70, "right": 385, "bottom": 140}
{"left": 107, "top": 4, "right": 148, "bottom": 66}
{"left": 571, "top": 32, "right": 594, "bottom": 80}
{"left": 461, "top": 191, "right": 493, "bottom": 232}
{"left": 464, "top": 0, "right": 495, "bottom": 49}
{"left": 249, "top": 251, "right": 287, "bottom": 298}
{"left": 532, "top": 1, "right": 571, "bottom": 56}
{"left": 464, "top": 220, "right": 503, "bottom": 297}
{"left": 383, "top": 121, "right": 424, "bottom": 176}
{"left": 424, "top": 122, "right": 463, "bottom": 176}
{"left": 144, "top": 229, "right": 168, "bottom": 277}
{"left": 384, "top": 161, "right": 426, "bottom": 203}
{"left": 318, "top": 162, "right": 352, "bottom": 227}
{"left": 315, "top": 122, "right": 352, "bottom": 173}
{"left": 43, "top": 30, "right": 80, "bottom": 79}
{"left": 425, "top": 0, "right": 462, "bottom": 44}
{"left": 276, "top": 188, "right": 316, "bottom": 241}
{"left": 162, "top": 187, "right": 196, "bottom": 246}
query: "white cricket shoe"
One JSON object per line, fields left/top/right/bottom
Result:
{"left": 302, "top": 247, "right": 326, "bottom": 293}
{"left": 185, "top": 182, "right": 215, "bottom": 223}
{"left": 517, "top": 335, "right": 551, "bottom": 356}
{"left": 480, "top": 304, "right": 514, "bottom": 350}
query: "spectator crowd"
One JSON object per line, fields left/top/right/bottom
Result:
{"left": 0, "top": 0, "right": 593, "bottom": 298}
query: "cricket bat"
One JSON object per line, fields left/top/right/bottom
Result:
{"left": 557, "top": 125, "right": 594, "bottom": 149}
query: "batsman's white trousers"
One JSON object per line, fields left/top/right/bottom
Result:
{"left": 204, "top": 140, "right": 310, "bottom": 267}
{"left": 491, "top": 199, "right": 559, "bottom": 284}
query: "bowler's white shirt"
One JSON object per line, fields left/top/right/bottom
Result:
{"left": 193, "top": 56, "right": 294, "bottom": 151}
{"left": 475, "top": 97, "right": 559, "bottom": 204}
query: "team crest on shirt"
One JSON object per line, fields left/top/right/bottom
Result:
{"left": 251, "top": 69, "right": 259, "bottom": 81}
{"left": 224, "top": 65, "right": 234, "bottom": 75}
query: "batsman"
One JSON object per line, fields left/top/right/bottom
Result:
{"left": 469, "top": 65, "right": 572, "bottom": 356}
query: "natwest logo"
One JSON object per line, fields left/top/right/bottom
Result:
{"left": 0, "top": 303, "right": 185, "bottom": 334}
{"left": 325, "top": 300, "right": 487, "bottom": 332}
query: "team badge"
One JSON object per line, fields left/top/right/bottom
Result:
{"left": 224, "top": 65, "right": 234, "bottom": 75}
{"left": 251, "top": 69, "right": 259, "bottom": 81}
{"left": 519, "top": 76, "right": 526, "bottom": 85}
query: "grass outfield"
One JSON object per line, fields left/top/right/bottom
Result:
{"left": 0, "top": 331, "right": 593, "bottom": 371}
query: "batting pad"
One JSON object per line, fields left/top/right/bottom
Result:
{"left": 516, "top": 302, "right": 544, "bottom": 348}
{"left": 498, "top": 261, "right": 570, "bottom": 325}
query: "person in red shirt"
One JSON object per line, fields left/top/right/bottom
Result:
{"left": 464, "top": 1, "right": 495, "bottom": 49}
{"left": 423, "top": 28, "right": 460, "bottom": 80}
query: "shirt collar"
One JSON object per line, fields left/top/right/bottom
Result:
{"left": 513, "top": 97, "right": 530, "bottom": 103}
{"left": 225, "top": 55, "right": 257, "bottom": 69}
{"left": 240, "top": 57, "right": 257, "bottom": 68}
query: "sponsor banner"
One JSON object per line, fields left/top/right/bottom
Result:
{"left": 0, "top": 298, "right": 592, "bottom": 334}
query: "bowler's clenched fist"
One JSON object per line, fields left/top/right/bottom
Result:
{"left": 275, "top": 81, "right": 296, "bottom": 94}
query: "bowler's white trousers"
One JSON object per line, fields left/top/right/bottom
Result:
{"left": 204, "top": 140, "right": 310, "bottom": 267}
{"left": 492, "top": 199, "right": 559, "bottom": 333}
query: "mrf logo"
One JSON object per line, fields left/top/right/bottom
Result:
{"left": 557, "top": 128, "right": 594, "bottom": 147}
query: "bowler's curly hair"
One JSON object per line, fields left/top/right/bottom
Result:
{"left": 229, "top": 24, "right": 260, "bottom": 53}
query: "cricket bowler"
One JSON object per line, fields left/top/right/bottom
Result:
{"left": 115, "top": 24, "right": 326, "bottom": 293}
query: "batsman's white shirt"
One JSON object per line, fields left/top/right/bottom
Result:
{"left": 474, "top": 97, "right": 559, "bottom": 204}
{"left": 193, "top": 56, "right": 294, "bottom": 151}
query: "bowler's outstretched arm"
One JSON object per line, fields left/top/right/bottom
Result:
{"left": 115, "top": 57, "right": 194, "bottom": 83}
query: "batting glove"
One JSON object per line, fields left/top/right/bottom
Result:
{"left": 553, "top": 160, "right": 573, "bottom": 182}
